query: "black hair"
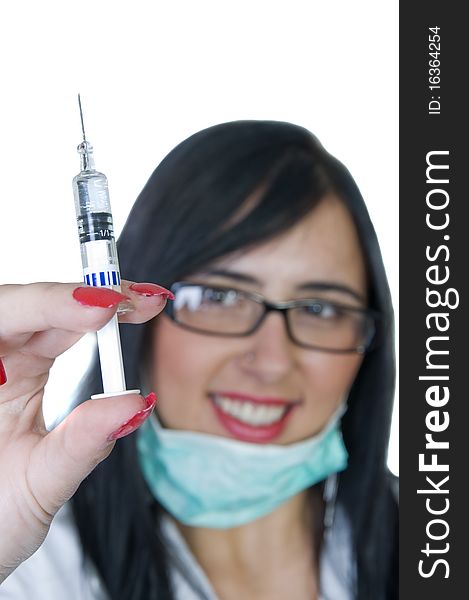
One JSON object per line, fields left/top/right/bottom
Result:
{"left": 71, "top": 120, "right": 397, "bottom": 599}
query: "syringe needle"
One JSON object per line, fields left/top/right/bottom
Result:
{"left": 78, "top": 93, "right": 86, "bottom": 142}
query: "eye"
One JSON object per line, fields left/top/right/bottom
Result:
{"left": 202, "top": 287, "right": 240, "bottom": 306}
{"left": 303, "top": 301, "right": 341, "bottom": 319}
{"left": 173, "top": 285, "right": 246, "bottom": 312}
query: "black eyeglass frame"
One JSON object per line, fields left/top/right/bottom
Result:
{"left": 164, "top": 281, "right": 381, "bottom": 354}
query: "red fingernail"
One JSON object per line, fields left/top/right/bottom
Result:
{"left": 107, "top": 393, "right": 157, "bottom": 441}
{"left": 129, "top": 282, "right": 175, "bottom": 300}
{"left": 0, "top": 358, "right": 7, "bottom": 386}
{"left": 73, "top": 287, "right": 129, "bottom": 308}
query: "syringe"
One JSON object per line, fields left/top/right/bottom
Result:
{"left": 72, "top": 95, "right": 139, "bottom": 399}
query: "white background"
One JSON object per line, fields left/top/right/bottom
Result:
{"left": 0, "top": 1, "right": 398, "bottom": 474}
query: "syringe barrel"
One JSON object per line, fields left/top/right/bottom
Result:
{"left": 72, "top": 170, "right": 121, "bottom": 291}
{"left": 71, "top": 132, "right": 136, "bottom": 396}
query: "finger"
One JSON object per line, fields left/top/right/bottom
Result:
{"left": 0, "top": 331, "right": 83, "bottom": 412}
{"left": 27, "top": 391, "right": 157, "bottom": 516}
{"left": 0, "top": 283, "right": 125, "bottom": 354}
{"left": 19, "top": 329, "right": 86, "bottom": 360}
{"left": 0, "top": 370, "right": 48, "bottom": 430}
{"left": 7, "top": 281, "right": 173, "bottom": 359}
{"left": 118, "top": 281, "right": 174, "bottom": 324}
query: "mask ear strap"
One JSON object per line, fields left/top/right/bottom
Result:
{"left": 323, "top": 472, "right": 339, "bottom": 533}
{"left": 322, "top": 398, "right": 347, "bottom": 534}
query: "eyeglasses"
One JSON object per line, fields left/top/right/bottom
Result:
{"left": 165, "top": 282, "right": 379, "bottom": 354}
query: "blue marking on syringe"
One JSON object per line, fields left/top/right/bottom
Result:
{"left": 83, "top": 270, "right": 120, "bottom": 287}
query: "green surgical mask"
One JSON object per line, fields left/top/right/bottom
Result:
{"left": 137, "top": 406, "right": 348, "bottom": 529}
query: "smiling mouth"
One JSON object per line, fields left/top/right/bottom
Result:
{"left": 212, "top": 395, "right": 290, "bottom": 425}
{"left": 207, "top": 392, "right": 299, "bottom": 442}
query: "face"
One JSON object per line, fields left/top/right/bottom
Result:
{"left": 149, "top": 194, "right": 368, "bottom": 445}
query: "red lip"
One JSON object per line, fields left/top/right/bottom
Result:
{"left": 208, "top": 392, "right": 299, "bottom": 443}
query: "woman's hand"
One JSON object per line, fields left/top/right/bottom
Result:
{"left": 0, "top": 281, "right": 171, "bottom": 583}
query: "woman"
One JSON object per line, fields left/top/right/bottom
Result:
{"left": 0, "top": 121, "right": 397, "bottom": 599}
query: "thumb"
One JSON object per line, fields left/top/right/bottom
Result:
{"left": 29, "top": 392, "right": 157, "bottom": 516}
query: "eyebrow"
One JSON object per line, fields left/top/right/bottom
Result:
{"left": 199, "top": 268, "right": 366, "bottom": 303}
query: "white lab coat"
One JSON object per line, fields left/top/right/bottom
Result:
{"left": 0, "top": 502, "right": 354, "bottom": 599}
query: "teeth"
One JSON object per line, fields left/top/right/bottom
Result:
{"left": 213, "top": 396, "right": 288, "bottom": 426}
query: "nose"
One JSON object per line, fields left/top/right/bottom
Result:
{"left": 238, "top": 311, "right": 296, "bottom": 384}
